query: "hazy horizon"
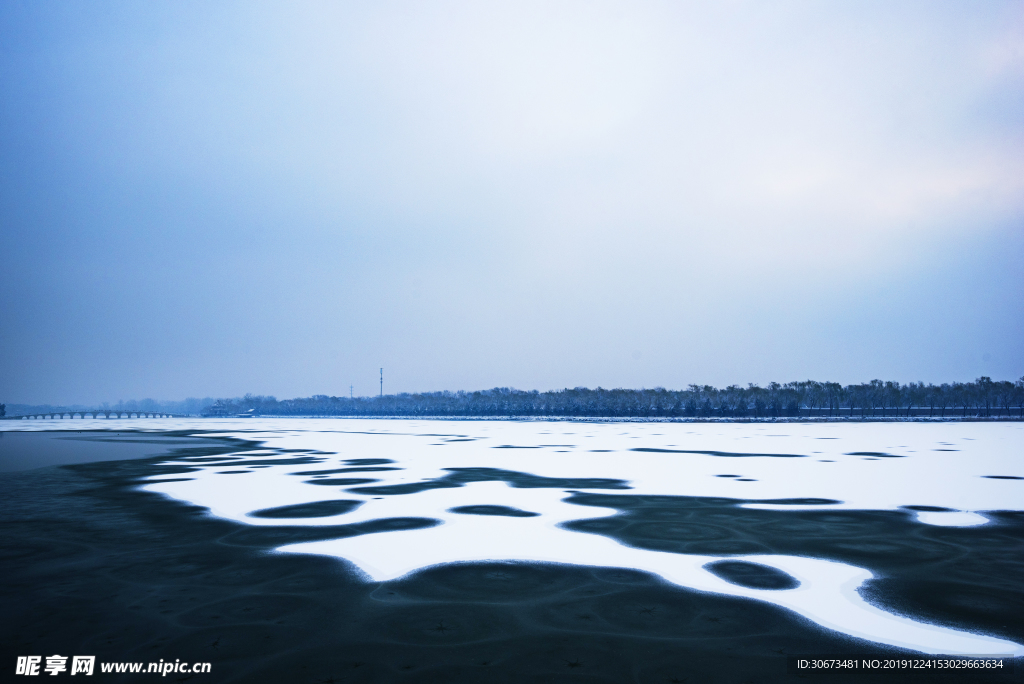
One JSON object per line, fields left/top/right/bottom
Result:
{"left": 2, "top": 1, "right": 1022, "bottom": 406}
{"left": 4, "top": 374, "right": 1022, "bottom": 414}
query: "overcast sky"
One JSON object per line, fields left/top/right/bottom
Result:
{"left": 1, "top": 0, "right": 1022, "bottom": 405}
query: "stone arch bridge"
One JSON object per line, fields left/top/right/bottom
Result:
{"left": 9, "top": 411, "right": 185, "bottom": 420}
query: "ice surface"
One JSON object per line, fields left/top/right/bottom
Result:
{"left": 4, "top": 418, "right": 1022, "bottom": 655}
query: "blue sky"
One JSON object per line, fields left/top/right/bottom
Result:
{"left": 1, "top": 0, "right": 1022, "bottom": 404}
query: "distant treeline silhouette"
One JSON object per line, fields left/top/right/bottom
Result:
{"left": 206, "top": 377, "right": 1024, "bottom": 419}
{"left": 3, "top": 397, "right": 215, "bottom": 418}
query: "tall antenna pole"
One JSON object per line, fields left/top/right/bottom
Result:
{"left": 380, "top": 368, "right": 383, "bottom": 397}
{"left": 350, "top": 385, "right": 353, "bottom": 399}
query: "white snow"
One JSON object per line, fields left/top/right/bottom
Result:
{"left": 4, "top": 417, "right": 1022, "bottom": 655}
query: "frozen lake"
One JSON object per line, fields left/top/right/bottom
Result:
{"left": 4, "top": 418, "right": 1023, "bottom": 658}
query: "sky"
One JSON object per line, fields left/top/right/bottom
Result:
{"left": 1, "top": 0, "right": 1022, "bottom": 405}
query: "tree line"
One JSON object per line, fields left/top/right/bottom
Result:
{"left": 3, "top": 397, "right": 215, "bottom": 418}
{"left": 205, "top": 377, "right": 1024, "bottom": 419}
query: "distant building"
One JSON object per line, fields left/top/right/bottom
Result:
{"left": 202, "top": 401, "right": 230, "bottom": 417}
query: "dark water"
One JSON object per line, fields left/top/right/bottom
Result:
{"left": 0, "top": 431, "right": 227, "bottom": 471}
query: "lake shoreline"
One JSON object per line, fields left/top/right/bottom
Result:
{"left": 6, "top": 415, "right": 1024, "bottom": 424}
